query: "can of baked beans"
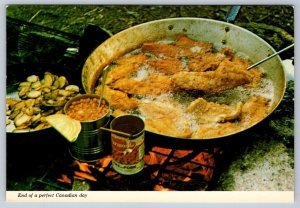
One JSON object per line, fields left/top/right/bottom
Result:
{"left": 64, "top": 94, "right": 110, "bottom": 162}
{"left": 110, "top": 115, "right": 145, "bottom": 175}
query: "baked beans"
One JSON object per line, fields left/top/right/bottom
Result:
{"left": 66, "top": 97, "right": 108, "bottom": 121}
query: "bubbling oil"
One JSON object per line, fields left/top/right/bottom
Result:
{"left": 102, "top": 37, "right": 275, "bottom": 138}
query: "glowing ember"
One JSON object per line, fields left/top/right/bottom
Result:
{"left": 154, "top": 184, "right": 172, "bottom": 191}
{"left": 152, "top": 146, "right": 172, "bottom": 155}
{"left": 183, "top": 176, "right": 191, "bottom": 182}
{"left": 173, "top": 150, "right": 193, "bottom": 158}
{"left": 144, "top": 151, "right": 159, "bottom": 165}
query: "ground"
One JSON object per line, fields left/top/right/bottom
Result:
{"left": 6, "top": 5, "right": 294, "bottom": 50}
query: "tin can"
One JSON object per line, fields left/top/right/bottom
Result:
{"left": 110, "top": 115, "right": 145, "bottom": 175}
{"left": 64, "top": 94, "right": 110, "bottom": 162}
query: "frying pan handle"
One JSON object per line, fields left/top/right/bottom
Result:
{"left": 224, "top": 6, "right": 241, "bottom": 23}
{"left": 79, "top": 24, "right": 112, "bottom": 60}
{"left": 73, "top": 24, "right": 112, "bottom": 79}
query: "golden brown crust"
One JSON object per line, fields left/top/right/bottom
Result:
{"left": 139, "top": 101, "right": 193, "bottom": 138}
{"left": 111, "top": 75, "right": 174, "bottom": 96}
{"left": 192, "top": 122, "right": 242, "bottom": 138}
{"left": 240, "top": 96, "right": 270, "bottom": 127}
{"left": 95, "top": 85, "right": 138, "bottom": 111}
{"left": 175, "top": 35, "right": 213, "bottom": 55}
{"left": 186, "top": 98, "right": 243, "bottom": 123}
{"left": 106, "top": 54, "right": 148, "bottom": 84}
{"left": 147, "top": 58, "right": 184, "bottom": 75}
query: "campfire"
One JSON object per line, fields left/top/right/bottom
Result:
{"left": 56, "top": 146, "right": 222, "bottom": 191}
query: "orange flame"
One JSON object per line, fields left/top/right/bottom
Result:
{"left": 101, "top": 157, "right": 112, "bottom": 168}
{"left": 154, "top": 184, "right": 172, "bottom": 191}
{"left": 57, "top": 174, "right": 72, "bottom": 184}
{"left": 74, "top": 171, "right": 97, "bottom": 182}
{"left": 192, "top": 152, "right": 215, "bottom": 167}
{"left": 74, "top": 175, "right": 85, "bottom": 181}
{"left": 144, "top": 151, "right": 159, "bottom": 165}
{"left": 174, "top": 150, "right": 193, "bottom": 158}
{"left": 57, "top": 145, "right": 219, "bottom": 190}
{"left": 152, "top": 146, "right": 172, "bottom": 155}
{"left": 73, "top": 160, "right": 93, "bottom": 173}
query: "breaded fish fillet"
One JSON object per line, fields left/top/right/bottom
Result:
{"left": 147, "top": 58, "right": 184, "bottom": 75}
{"left": 141, "top": 42, "right": 180, "bottom": 58}
{"left": 188, "top": 53, "right": 226, "bottom": 72}
{"left": 172, "top": 60, "right": 254, "bottom": 93}
{"left": 111, "top": 74, "right": 174, "bottom": 96}
{"left": 106, "top": 54, "right": 147, "bottom": 84}
{"left": 192, "top": 122, "right": 242, "bottom": 138}
{"left": 186, "top": 98, "right": 243, "bottom": 123}
{"left": 95, "top": 85, "right": 138, "bottom": 111}
{"left": 240, "top": 96, "right": 270, "bottom": 127}
{"left": 138, "top": 101, "right": 192, "bottom": 138}
{"left": 230, "top": 56, "right": 263, "bottom": 88}
{"left": 188, "top": 47, "right": 234, "bottom": 72}
{"left": 141, "top": 36, "right": 213, "bottom": 58}
{"left": 192, "top": 96, "right": 270, "bottom": 138}
{"left": 175, "top": 35, "right": 213, "bottom": 54}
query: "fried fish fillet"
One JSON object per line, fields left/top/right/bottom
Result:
{"left": 192, "top": 96, "right": 270, "bottom": 138}
{"left": 147, "top": 58, "right": 184, "bottom": 75}
{"left": 188, "top": 47, "right": 234, "bottom": 72}
{"left": 95, "top": 85, "right": 138, "bottom": 111}
{"left": 175, "top": 35, "right": 213, "bottom": 54}
{"left": 138, "top": 101, "right": 192, "bottom": 138}
{"left": 230, "top": 56, "right": 263, "bottom": 88}
{"left": 240, "top": 96, "right": 270, "bottom": 127}
{"left": 111, "top": 74, "right": 174, "bottom": 96}
{"left": 141, "top": 36, "right": 213, "bottom": 58}
{"left": 141, "top": 42, "right": 180, "bottom": 58}
{"left": 188, "top": 53, "right": 226, "bottom": 72}
{"left": 105, "top": 54, "right": 148, "bottom": 84}
{"left": 192, "top": 122, "right": 242, "bottom": 138}
{"left": 172, "top": 59, "right": 254, "bottom": 93}
{"left": 186, "top": 98, "right": 243, "bottom": 123}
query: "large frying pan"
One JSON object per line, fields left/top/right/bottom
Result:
{"left": 81, "top": 18, "right": 286, "bottom": 144}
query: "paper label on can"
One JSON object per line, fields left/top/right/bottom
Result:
{"left": 111, "top": 133, "right": 145, "bottom": 175}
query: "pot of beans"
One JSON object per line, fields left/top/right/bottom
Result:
{"left": 64, "top": 94, "right": 110, "bottom": 162}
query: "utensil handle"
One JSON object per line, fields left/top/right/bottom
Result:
{"left": 247, "top": 43, "right": 294, "bottom": 70}
{"left": 224, "top": 6, "right": 241, "bottom": 23}
{"left": 100, "top": 127, "right": 132, "bottom": 137}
